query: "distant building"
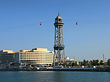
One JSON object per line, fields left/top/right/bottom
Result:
{"left": 15, "top": 48, "right": 54, "bottom": 66}
{"left": 0, "top": 50, "right": 16, "bottom": 66}
{"left": 108, "top": 59, "right": 110, "bottom": 66}
{"left": 64, "top": 56, "right": 79, "bottom": 65}
{"left": 64, "top": 56, "right": 74, "bottom": 64}
{"left": 65, "top": 56, "right": 70, "bottom": 60}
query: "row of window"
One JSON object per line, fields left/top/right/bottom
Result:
{"left": 20, "top": 57, "right": 53, "bottom": 60}
{"left": 20, "top": 54, "right": 53, "bottom": 56}
{"left": 20, "top": 52, "right": 51, "bottom": 54}
{"left": 20, "top": 60, "right": 53, "bottom": 63}
{"left": 20, "top": 55, "right": 53, "bottom": 58}
{"left": 20, "top": 55, "right": 53, "bottom": 57}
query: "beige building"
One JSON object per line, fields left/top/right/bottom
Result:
{"left": 15, "top": 48, "right": 54, "bottom": 66}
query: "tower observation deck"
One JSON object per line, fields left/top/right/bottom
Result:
{"left": 53, "top": 13, "right": 65, "bottom": 65}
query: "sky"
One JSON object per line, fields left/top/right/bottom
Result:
{"left": 0, "top": 0, "right": 110, "bottom": 61}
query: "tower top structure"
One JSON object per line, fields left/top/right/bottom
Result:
{"left": 54, "top": 13, "right": 64, "bottom": 27}
{"left": 55, "top": 16, "right": 62, "bottom": 21}
{"left": 55, "top": 13, "right": 62, "bottom": 21}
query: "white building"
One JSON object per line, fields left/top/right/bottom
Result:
{"left": 64, "top": 56, "right": 79, "bottom": 65}
{"left": 15, "top": 48, "right": 54, "bottom": 66}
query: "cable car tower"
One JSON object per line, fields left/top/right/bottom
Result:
{"left": 54, "top": 13, "right": 65, "bottom": 65}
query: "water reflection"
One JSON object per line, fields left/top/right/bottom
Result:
{"left": 0, "top": 71, "right": 110, "bottom": 82}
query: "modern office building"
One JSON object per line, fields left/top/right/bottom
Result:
{"left": 0, "top": 50, "right": 16, "bottom": 65}
{"left": 15, "top": 48, "right": 54, "bottom": 66}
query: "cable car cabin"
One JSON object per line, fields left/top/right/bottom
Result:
{"left": 76, "top": 22, "right": 78, "bottom": 25}
{"left": 40, "top": 22, "right": 42, "bottom": 25}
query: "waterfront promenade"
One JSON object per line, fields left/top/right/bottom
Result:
{"left": 0, "top": 67, "right": 110, "bottom": 72}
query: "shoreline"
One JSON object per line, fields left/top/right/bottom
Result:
{"left": 0, "top": 68, "right": 110, "bottom": 72}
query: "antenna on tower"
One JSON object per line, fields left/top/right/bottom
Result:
{"left": 58, "top": 12, "right": 60, "bottom": 16}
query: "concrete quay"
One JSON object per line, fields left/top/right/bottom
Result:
{"left": 0, "top": 67, "right": 110, "bottom": 72}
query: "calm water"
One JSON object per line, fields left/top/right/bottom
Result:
{"left": 0, "top": 71, "right": 110, "bottom": 82}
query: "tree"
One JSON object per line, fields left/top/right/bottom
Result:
{"left": 96, "top": 59, "right": 100, "bottom": 66}
{"left": 90, "top": 60, "right": 92, "bottom": 64}
{"left": 72, "top": 62, "right": 75, "bottom": 66}
{"left": 75, "top": 62, "right": 79, "bottom": 66}
{"left": 63, "top": 62, "right": 67, "bottom": 67}
{"left": 104, "top": 62, "right": 108, "bottom": 66}
{"left": 72, "top": 62, "right": 79, "bottom": 66}
{"left": 55, "top": 62, "right": 58, "bottom": 66}
{"left": 100, "top": 60, "right": 104, "bottom": 65}
{"left": 91, "top": 60, "right": 100, "bottom": 66}
{"left": 92, "top": 60, "right": 96, "bottom": 66}
{"left": 68, "top": 62, "right": 72, "bottom": 66}
{"left": 83, "top": 60, "right": 87, "bottom": 66}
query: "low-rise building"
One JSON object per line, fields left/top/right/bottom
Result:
{"left": 0, "top": 50, "right": 16, "bottom": 66}
{"left": 15, "top": 48, "right": 54, "bottom": 66}
{"left": 108, "top": 59, "right": 110, "bottom": 66}
{"left": 64, "top": 56, "right": 79, "bottom": 65}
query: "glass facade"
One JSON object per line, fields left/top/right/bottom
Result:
{"left": 0, "top": 53, "right": 15, "bottom": 65}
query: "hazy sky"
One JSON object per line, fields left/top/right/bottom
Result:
{"left": 0, "top": 0, "right": 110, "bottom": 61}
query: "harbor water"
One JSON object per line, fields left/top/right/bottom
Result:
{"left": 0, "top": 71, "right": 110, "bottom": 82}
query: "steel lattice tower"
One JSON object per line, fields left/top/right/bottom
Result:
{"left": 53, "top": 13, "right": 65, "bottom": 65}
